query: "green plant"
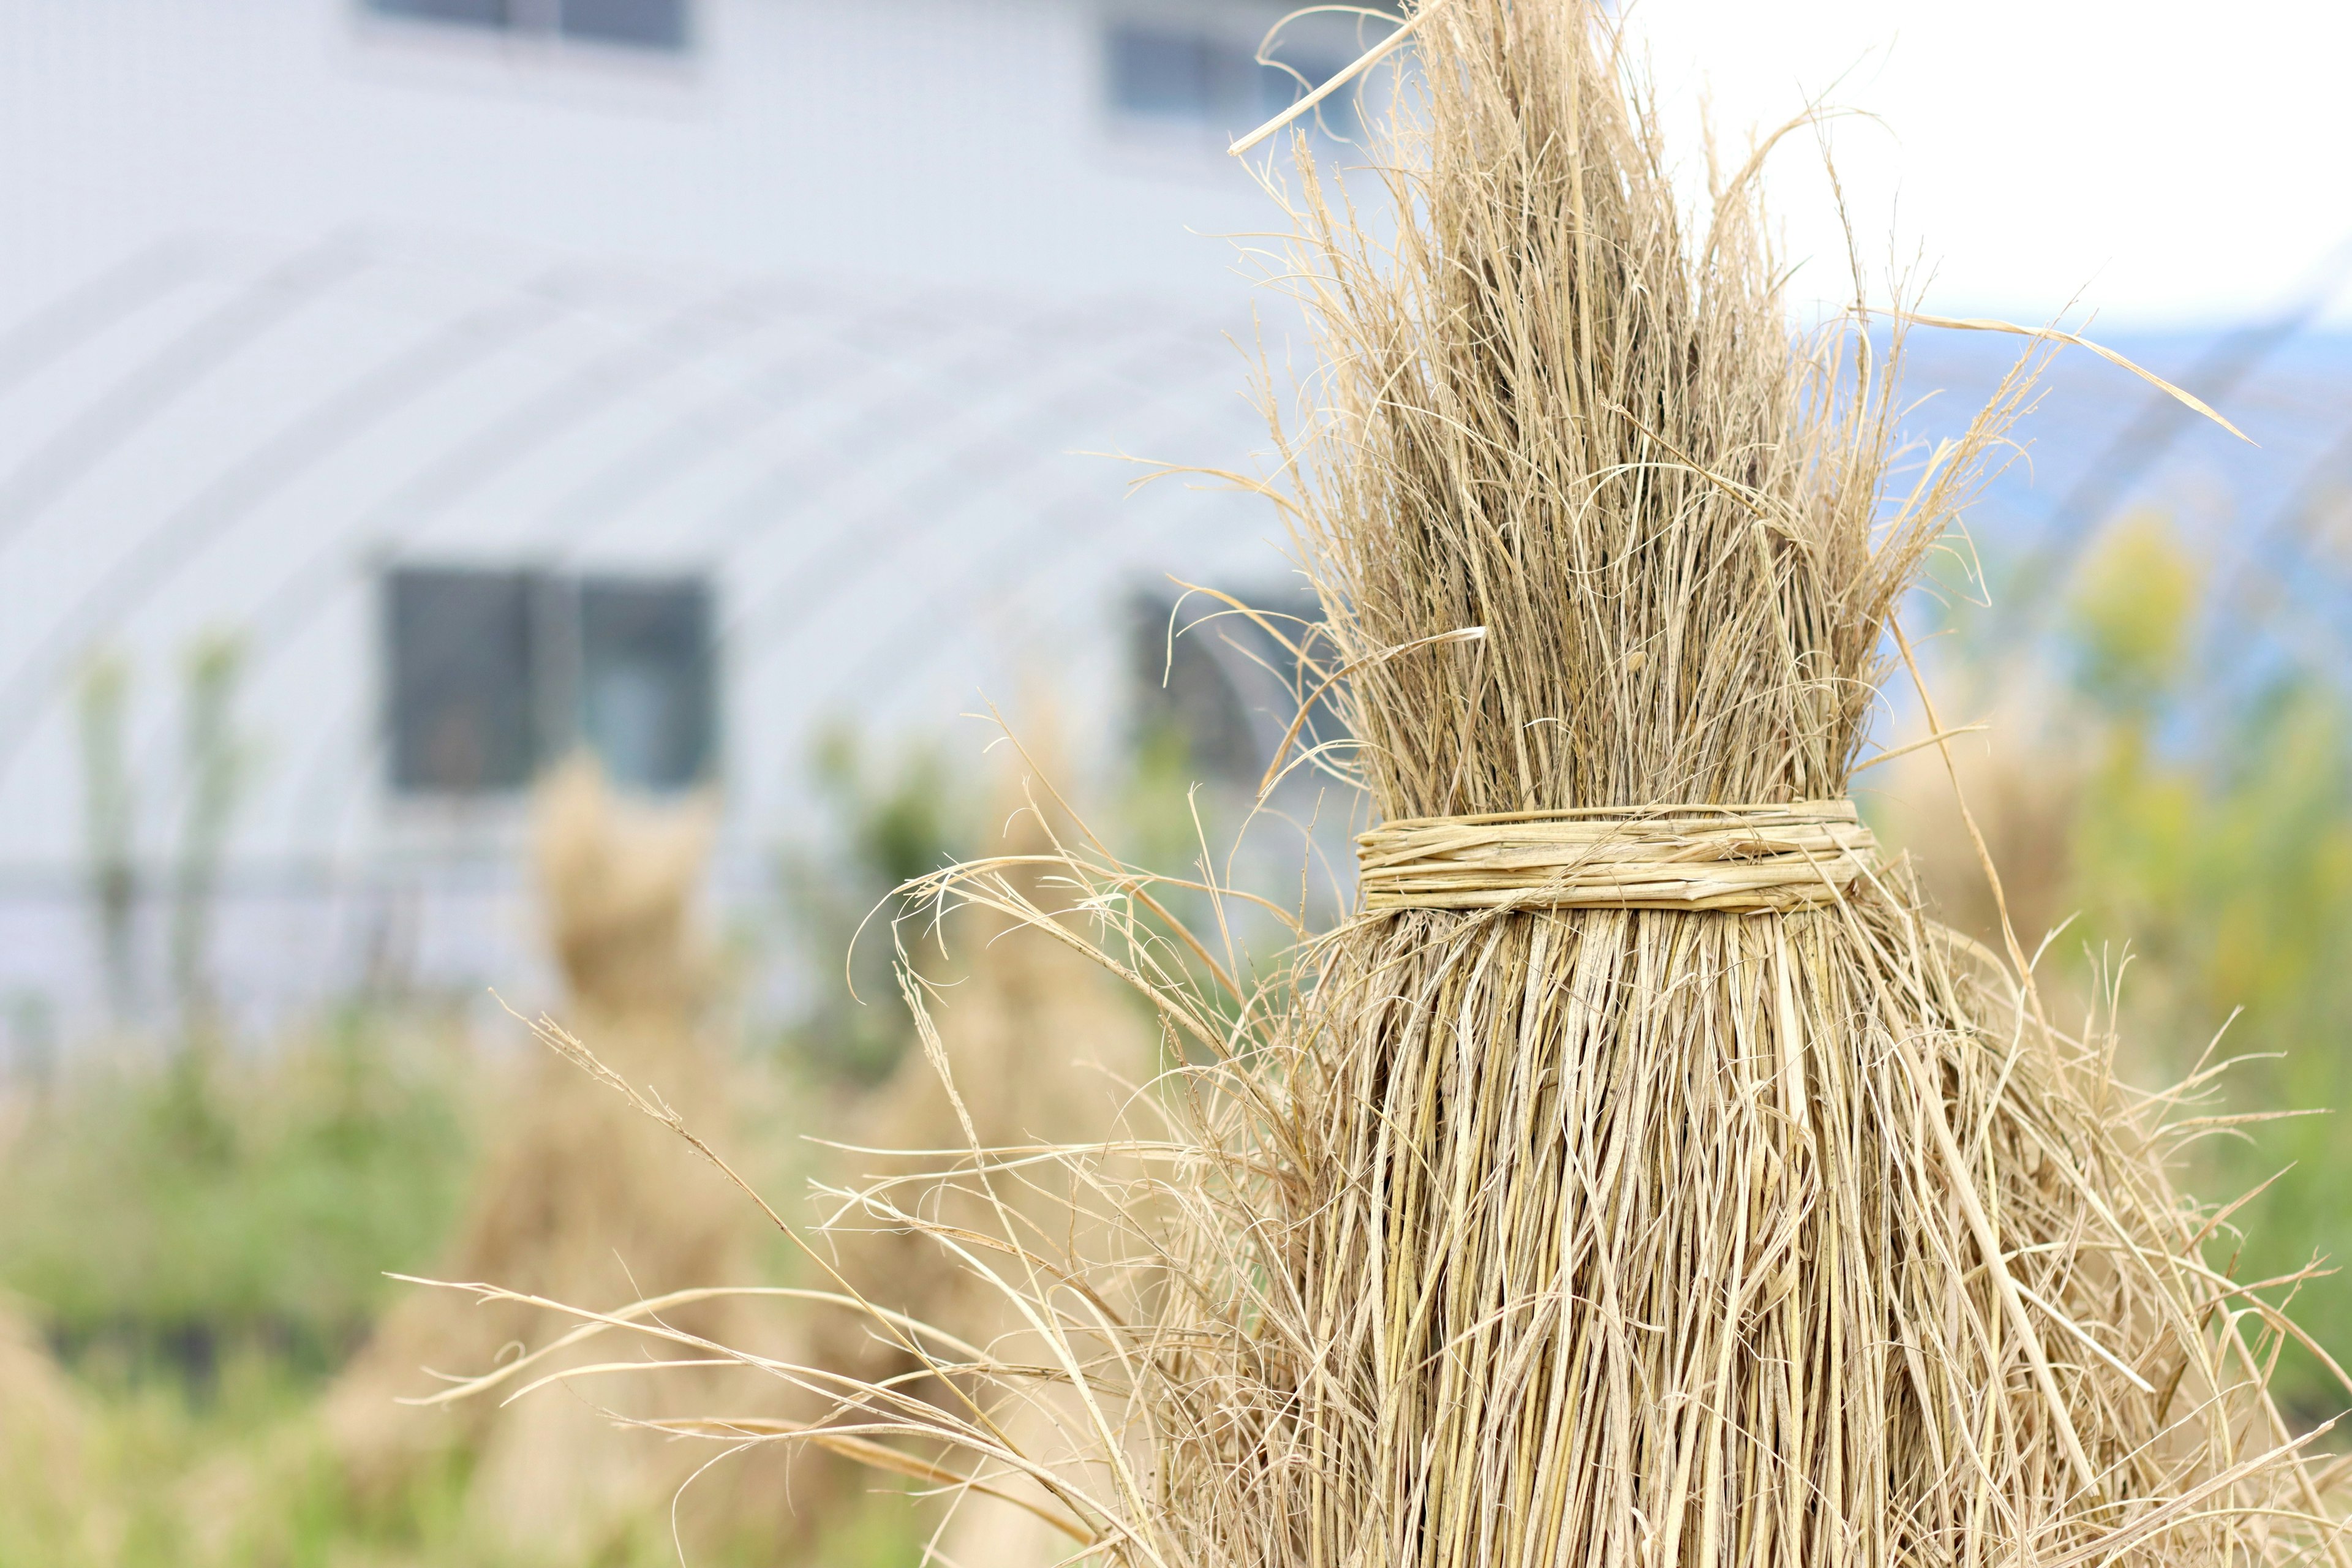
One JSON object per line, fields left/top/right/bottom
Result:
{"left": 2037, "top": 519, "right": 2352, "bottom": 1423}
{"left": 169, "top": 632, "right": 253, "bottom": 1039}
{"left": 75, "top": 650, "right": 138, "bottom": 1029}
{"left": 772, "top": 722, "right": 976, "bottom": 1087}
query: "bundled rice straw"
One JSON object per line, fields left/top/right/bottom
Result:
{"left": 1128, "top": 7, "right": 2350, "bottom": 1561}
{"left": 436, "top": 3, "right": 2352, "bottom": 1563}
{"left": 412, "top": 747, "right": 1168, "bottom": 1556}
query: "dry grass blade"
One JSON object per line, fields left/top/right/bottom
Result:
{"left": 1227, "top": 0, "right": 1454, "bottom": 156}
{"left": 1896, "top": 312, "right": 2253, "bottom": 443}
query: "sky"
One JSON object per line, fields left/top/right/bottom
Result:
{"left": 1619, "top": 1, "right": 2352, "bottom": 328}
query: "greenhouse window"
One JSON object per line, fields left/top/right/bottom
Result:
{"left": 362, "top": 0, "right": 689, "bottom": 51}
{"left": 384, "top": 567, "right": 715, "bottom": 796}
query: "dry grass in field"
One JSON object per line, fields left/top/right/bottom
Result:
{"left": 426, "top": 3, "right": 2352, "bottom": 1564}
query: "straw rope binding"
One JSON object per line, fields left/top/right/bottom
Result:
{"left": 1355, "top": 801, "right": 1877, "bottom": 912}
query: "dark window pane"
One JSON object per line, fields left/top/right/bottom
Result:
{"left": 386, "top": 568, "right": 535, "bottom": 794}
{"left": 1108, "top": 25, "right": 1212, "bottom": 119}
{"left": 578, "top": 577, "right": 714, "bottom": 791}
{"left": 1126, "top": 590, "right": 1264, "bottom": 785}
{"left": 367, "top": 0, "right": 510, "bottom": 27}
{"left": 1128, "top": 587, "right": 1348, "bottom": 789}
{"left": 560, "top": 0, "right": 687, "bottom": 49}
{"left": 1108, "top": 22, "right": 1362, "bottom": 140}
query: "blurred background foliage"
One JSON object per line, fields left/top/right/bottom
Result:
{"left": 0, "top": 687, "right": 1284, "bottom": 1563}
{"left": 0, "top": 1006, "right": 474, "bottom": 1383}
{"left": 771, "top": 722, "right": 979, "bottom": 1090}
{"left": 1895, "top": 512, "right": 2352, "bottom": 1424}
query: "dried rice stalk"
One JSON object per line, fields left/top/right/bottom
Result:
{"left": 433, "top": 4, "right": 2352, "bottom": 1564}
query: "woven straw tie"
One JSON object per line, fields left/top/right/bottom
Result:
{"left": 1355, "top": 801, "right": 1877, "bottom": 913}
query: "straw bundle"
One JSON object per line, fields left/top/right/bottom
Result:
{"left": 810, "top": 760, "right": 1160, "bottom": 1564}
{"left": 925, "top": 3, "right": 2337, "bottom": 1560}
{"left": 432, "top": 4, "right": 2347, "bottom": 1564}
{"left": 396, "top": 747, "right": 1158, "bottom": 1561}
{"left": 1108, "top": 6, "right": 2342, "bottom": 1562}
{"left": 328, "top": 761, "right": 808, "bottom": 1559}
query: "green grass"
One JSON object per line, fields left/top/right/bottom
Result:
{"left": 0, "top": 1005, "right": 476, "bottom": 1384}
{"left": 0, "top": 1006, "right": 481, "bottom": 1564}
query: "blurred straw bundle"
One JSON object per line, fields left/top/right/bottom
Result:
{"left": 805, "top": 751, "right": 1160, "bottom": 1564}
{"left": 327, "top": 760, "right": 806, "bottom": 1561}
{"left": 434, "top": 2, "right": 2351, "bottom": 1564}
{"left": 355, "top": 744, "right": 1159, "bottom": 1560}
{"left": 1871, "top": 687, "right": 2088, "bottom": 959}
